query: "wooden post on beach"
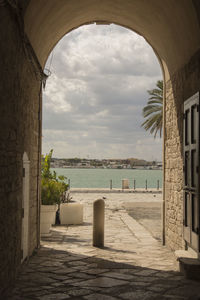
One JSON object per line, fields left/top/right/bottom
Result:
{"left": 93, "top": 199, "right": 105, "bottom": 248}
{"left": 145, "top": 179, "right": 147, "bottom": 190}
{"left": 157, "top": 180, "right": 159, "bottom": 190}
{"left": 110, "top": 179, "right": 112, "bottom": 190}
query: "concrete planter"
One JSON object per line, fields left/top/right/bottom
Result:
{"left": 60, "top": 203, "right": 83, "bottom": 225}
{"left": 40, "top": 205, "right": 57, "bottom": 236}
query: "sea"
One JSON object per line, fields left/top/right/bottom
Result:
{"left": 52, "top": 168, "right": 162, "bottom": 189}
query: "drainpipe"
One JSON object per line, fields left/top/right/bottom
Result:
{"left": 36, "top": 82, "right": 42, "bottom": 248}
{"left": 37, "top": 73, "right": 48, "bottom": 248}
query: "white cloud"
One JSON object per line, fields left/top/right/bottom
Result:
{"left": 43, "top": 24, "right": 162, "bottom": 160}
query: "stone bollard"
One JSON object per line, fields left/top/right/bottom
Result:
{"left": 93, "top": 199, "right": 105, "bottom": 248}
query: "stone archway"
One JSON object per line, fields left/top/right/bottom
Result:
{"left": 23, "top": 0, "right": 200, "bottom": 252}
{"left": 1, "top": 0, "right": 200, "bottom": 294}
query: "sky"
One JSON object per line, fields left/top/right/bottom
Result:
{"left": 42, "top": 24, "right": 162, "bottom": 161}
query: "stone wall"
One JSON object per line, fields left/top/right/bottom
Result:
{"left": 164, "top": 49, "right": 200, "bottom": 251}
{"left": 0, "top": 4, "right": 41, "bottom": 295}
{"left": 0, "top": 0, "right": 200, "bottom": 296}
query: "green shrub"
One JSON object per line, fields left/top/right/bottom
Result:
{"left": 41, "top": 149, "right": 68, "bottom": 205}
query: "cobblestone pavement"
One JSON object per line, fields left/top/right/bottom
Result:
{"left": 7, "top": 193, "right": 200, "bottom": 299}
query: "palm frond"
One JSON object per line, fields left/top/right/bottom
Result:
{"left": 141, "top": 80, "right": 163, "bottom": 138}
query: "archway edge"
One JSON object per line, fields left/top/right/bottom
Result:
{"left": 24, "top": 0, "right": 200, "bottom": 77}
{"left": 42, "top": 19, "right": 167, "bottom": 82}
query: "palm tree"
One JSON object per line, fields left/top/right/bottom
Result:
{"left": 141, "top": 80, "right": 163, "bottom": 138}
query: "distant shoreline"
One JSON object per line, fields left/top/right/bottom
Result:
{"left": 52, "top": 166, "right": 162, "bottom": 170}
{"left": 70, "top": 188, "right": 162, "bottom": 193}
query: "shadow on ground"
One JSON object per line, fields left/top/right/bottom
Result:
{"left": 6, "top": 242, "right": 200, "bottom": 300}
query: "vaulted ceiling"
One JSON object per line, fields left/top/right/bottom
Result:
{"left": 24, "top": 0, "right": 200, "bottom": 77}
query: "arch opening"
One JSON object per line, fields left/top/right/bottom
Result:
{"left": 41, "top": 23, "right": 164, "bottom": 244}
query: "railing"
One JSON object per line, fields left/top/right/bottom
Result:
{"left": 110, "top": 179, "right": 160, "bottom": 190}
{"left": 68, "top": 178, "right": 161, "bottom": 190}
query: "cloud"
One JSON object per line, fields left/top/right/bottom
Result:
{"left": 43, "top": 24, "right": 162, "bottom": 160}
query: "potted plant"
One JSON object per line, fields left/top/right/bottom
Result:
{"left": 40, "top": 150, "right": 68, "bottom": 235}
{"left": 59, "top": 191, "right": 83, "bottom": 225}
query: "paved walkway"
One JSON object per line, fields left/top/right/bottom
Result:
{"left": 8, "top": 193, "right": 200, "bottom": 299}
